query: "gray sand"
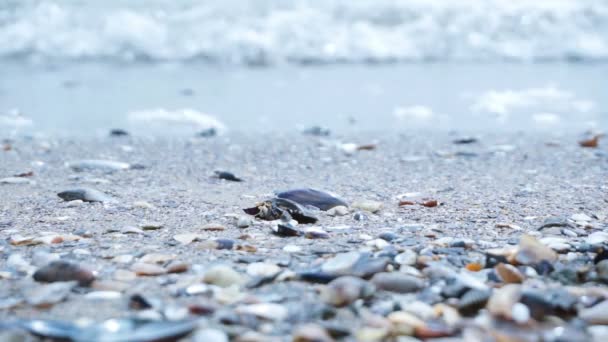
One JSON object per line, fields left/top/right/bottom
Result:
{"left": 0, "top": 132, "right": 607, "bottom": 340}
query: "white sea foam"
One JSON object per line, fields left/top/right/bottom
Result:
{"left": 470, "top": 86, "right": 596, "bottom": 121}
{"left": 0, "top": 108, "right": 33, "bottom": 128}
{"left": 1, "top": 0, "right": 607, "bottom": 64}
{"left": 127, "top": 108, "right": 226, "bottom": 133}
{"left": 393, "top": 106, "right": 434, "bottom": 121}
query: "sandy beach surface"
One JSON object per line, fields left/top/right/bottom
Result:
{"left": 0, "top": 131, "right": 607, "bottom": 341}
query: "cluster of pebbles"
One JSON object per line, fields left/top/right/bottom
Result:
{"left": 0, "top": 132, "right": 606, "bottom": 341}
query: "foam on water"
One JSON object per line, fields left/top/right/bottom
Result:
{"left": 2, "top": 0, "right": 608, "bottom": 64}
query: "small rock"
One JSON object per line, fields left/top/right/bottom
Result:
{"left": 214, "top": 171, "right": 243, "bottom": 182}
{"left": 237, "top": 216, "right": 253, "bottom": 228}
{"left": 174, "top": 233, "right": 203, "bottom": 245}
{"left": 67, "top": 159, "right": 131, "bottom": 172}
{"left": 327, "top": 206, "right": 349, "bottom": 216}
{"left": 247, "top": 263, "right": 281, "bottom": 278}
{"left": 26, "top": 281, "right": 76, "bottom": 307}
{"left": 293, "top": 324, "right": 335, "bottom": 342}
{"left": 141, "top": 222, "right": 163, "bottom": 230}
{"left": 587, "top": 232, "right": 608, "bottom": 245}
{"left": 235, "top": 303, "right": 287, "bottom": 321}
{"left": 580, "top": 300, "right": 608, "bottom": 324}
{"left": 514, "top": 234, "right": 557, "bottom": 265}
{"left": 192, "top": 328, "right": 229, "bottom": 342}
{"left": 495, "top": 263, "right": 524, "bottom": 284}
{"left": 321, "top": 252, "right": 361, "bottom": 275}
{"left": 370, "top": 272, "right": 423, "bottom": 293}
{"left": 352, "top": 200, "right": 383, "bottom": 213}
{"left": 321, "top": 276, "right": 375, "bottom": 307}
{"left": 204, "top": 265, "right": 244, "bottom": 287}
{"left": 277, "top": 188, "right": 348, "bottom": 211}
{"left": 33, "top": 261, "right": 95, "bottom": 286}
{"left": 0, "top": 177, "right": 34, "bottom": 185}
{"left": 304, "top": 227, "right": 329, "bottom": 239}
{"left": 57, "top": 188, "right": 115, "bottom": 203}
{"left": 201, "top": 223, "right": 226, "bottom": 231}
{"left": 131, "top": 263, "right": 167, "bottom": 276}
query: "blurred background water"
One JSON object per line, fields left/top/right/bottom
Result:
{"left": 0, "top": 0, "right": 606, "bottom": 136}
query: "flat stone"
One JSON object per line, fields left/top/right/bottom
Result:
{"left": 57, "top": 188, "right": 115, "bottom": 203}
{"left": 33, "top": 261, "right": 95, "bottom": 286}
{"left": 352, "top": 200, "right": 383, "bottom": 213}
{"left": 204, "top": 265, "right": 244, "bottom": 287}
{"left": 131, "top": 263, "right": 167, "bottom": 276}
{"left": 25, "top": 281, "right": 76, "bottom": 307}
{"left": 321, "top": 276, "right": 375, "bottom": 307}
{"left": 371, "top": 272, "right": 423, "bottom": 293}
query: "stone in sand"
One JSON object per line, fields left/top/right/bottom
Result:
{"left": 67, "top": 159, "right": 131, "bottom": 172}
{"left": 214, "top": 171, "right": 243, "bottom": 182}
{"left": 57, "top": 188, "right": 115, "bottom": 203}
{"left": 33, "top": 261, "right": 95, "bottom": 286}
{"left": 276, "top": 188, "right": 348, "bottom": 211}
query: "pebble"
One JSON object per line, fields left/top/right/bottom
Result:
{"left": 67, "top": 159, "right": 131, "bottom": 172}
{"left": 0, "top": 177, "right": 34, "bottom": 185}
{"left": 321, "top": 276, "right": 375, "bottom": 307}
{"left": 293, "top": 325, "right": 334, "bottom": 342}
{"left": 57, "top": 188, "right": 115, "bottom": 203}
{"left": 237, "top": 216, "right": 253, "bottom": 228}
{"left": 174, "top": 233, "right": 203, "bottom": 245}
{"left": 587, "top": 232, "right": 608, "bottom": 245}
{"left": 370, "top": 272, "right": 423, "bottom": 293}
{"left": 514, "top": 234, "right": 557, "bottom": 265}
{"left": 192, "top": 328, "right": 229, "bottom": 342}
{"left": 304, "top": 227, "right": 329, "bottom": 239}
{"left": 321, "top": 252, "right": 361, "bottom": 275}
{"left": 33, "top": 261, "right": 95, "bottom": 286}
{"left": 327, "top": 206, "right": 349, "bottom": 216}
{"left": 597, "top": 260, "right": 608, "bottom": 283}
{"left": 495, "top": 263, "right": 524, "bottom": 283}
{"left": 276, "top": 188, "right": 348, "bottom": 211}
{"left": 214, "top": 171, "right": 243, "bottom": 182}
{"left": 235, "top": 303, "right": 288, "bottom": 321}
{"left": 204, "top": 265, "right": 244, "bottom": 287}
{"left": 579, "top": 300, "right": 608, "bottom": 324}
{"left": 352, "top": 200, "right": 383, "bottom": 213}
{"left": 202, "top": 223, "right": 226, "bottom": 231}
{"left": 131, "top": 263, "right": 167, "bottom": 276}
{"left": 26, "top": 281, "right": 76, "bottom": 307}
{"left": 246, "top": 263, "right": 281, "bottom": 278}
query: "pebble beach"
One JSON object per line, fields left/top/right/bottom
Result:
{"left": 0, "top": 132, "right": 607, "bottom": 341}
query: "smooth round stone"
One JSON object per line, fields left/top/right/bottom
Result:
{"left": 203, "top": 265, "right": 244, "bottom": 287}
{"left": 327, "top": 206, "right": 349, "bottom": 216}
{"left": 26, "top": 282, "right": 76, "bottom": 307}
{"left": 370, "top": 272, "right": 423, "bottom": 293}
{"left": 596, "top": 260, "right": 608, "bottom": 283}
{"left": 352, "top": 200, "right": 383, "bottom": 213}
{"left": 192, "top": 329, "right": 229, "bottom": 342}
{"left": 292, "top": 324, "right": 334, "bottom": 342}
{"left": 587, "top": 232, "right": 608, "bottom": 245}
{"left": 237, "top": 216, "right": 253, "bottom": 228}
{"left": 395, "top": 250, "right": 417, "bottom": 266}
{"left": 283, "top": 245, "right": 302, "bottom": 253}
{"left": 246, "top": 263, "right": 281, "bottom": 277}
{"left": 276, "top": 188, "right": 348, "bottom": 211}
{"left": 57, "top": 188, "right": 116, "bottom": 203}
{"left": 321, "top": 252, "right": 361, "bottom": 275}
{"left": 33, "top": 261, "right": 95, "bottom": 286}
{"left": 131, "top": 263, "right": 167, "bottom": 276}
{"left": 321, "top": 276, "right": 375, "bottom": 307}
{"left": 580, "top": 300, "right": 608, "bottom": 324}
{"left": 235, "top": 303, "right": 287, "bottom": 321}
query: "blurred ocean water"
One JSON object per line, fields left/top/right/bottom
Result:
{"left": 2, "top": 0, "right": 608, "bottom": 64}
{"left": 0, "top": 0, "right": 606, "bottom": 135}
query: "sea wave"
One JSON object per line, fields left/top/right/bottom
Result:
{"left": 1, "top": 0, "right": 608, "bottom": 64}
